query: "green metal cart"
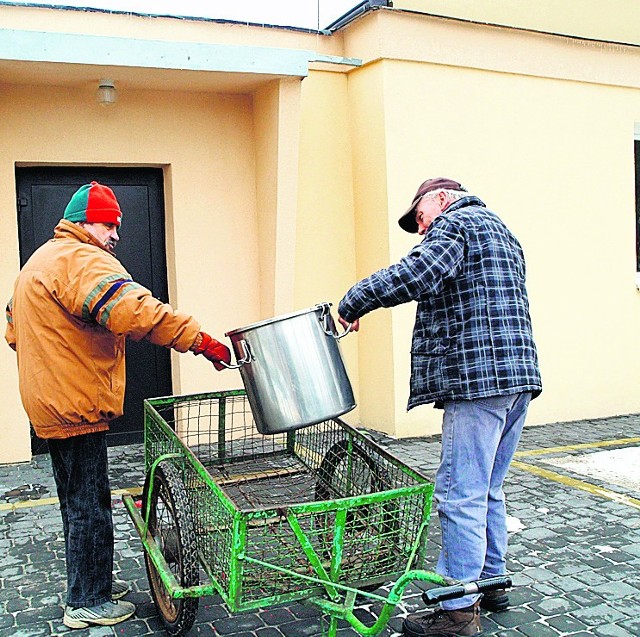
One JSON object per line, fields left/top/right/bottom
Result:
{"left": 123, "top": 390, "right": 509, "bottom": 636}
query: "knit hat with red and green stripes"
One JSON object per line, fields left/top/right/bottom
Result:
{"left": 64, "top": 181, "right": 122, "bottom": 227}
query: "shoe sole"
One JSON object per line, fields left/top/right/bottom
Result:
{"left": 403, "top": 627, "right": 484, "bottom": 637}
{"left": 112, "top": 588, "right": 129, "bottom": 600}
{"left": 480, "top": 598, "right": 509, "bottom": 612}
{"left": 63, "top": 608, "right": 135, "bottom": 629}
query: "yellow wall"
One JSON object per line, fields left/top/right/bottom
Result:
{"left": 0, "top": 83, "right": 262, "bottom": 462}
{"left": 2, "top": 2, "right": 640, "bottom": 460}
{"left": 394, "top": 0, "right": 640, "bottom": 46}
{"left": 295, "top": 70, "right": 360, "bottom": 407}
{"left": 341, "top": 9, "right": 640, "bottom": 435}
{"left": 254, "top": 78, "right": 302, "bottom": 318}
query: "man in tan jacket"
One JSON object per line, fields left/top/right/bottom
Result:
{"left": 5, "top": 181, "right": 230, "bottom": 629}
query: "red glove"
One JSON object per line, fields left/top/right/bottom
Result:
{"left": 191, "top": 332, "right": 232, "bottom": 371}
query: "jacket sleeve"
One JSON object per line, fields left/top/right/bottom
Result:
{"left": 338, "top": 218, "right": 465, "bottom": 323}
{"left": 5, "top": 297, "right": 16, "bottom": 351}
{"left": 65, "top": 250, "right": 200, "bottom": 352}
{"left": 93, "top": 284, "right": 200, "bottom": 352}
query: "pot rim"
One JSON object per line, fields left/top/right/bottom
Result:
{"left": 225, "top": 302, "right": 331, "bottom": 338}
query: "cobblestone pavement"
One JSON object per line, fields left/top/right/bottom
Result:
{"left": 1, "top": 413, "right": 640, "bottom": 637}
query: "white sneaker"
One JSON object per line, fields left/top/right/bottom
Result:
{"left": 111, "top": 579, "right": 130, "bottom": 600}
{"left": 63, "top": 600, "right": 136, "bottom": 629}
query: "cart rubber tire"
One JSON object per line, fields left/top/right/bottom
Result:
{"left": 143, "top": 460, "right": 199, "bottom": 636}
{"left": 315, "top": 439, "right": 386, "bottom": 501}
{"left": 315, "top": 439, "right": 397, "bottom": 593}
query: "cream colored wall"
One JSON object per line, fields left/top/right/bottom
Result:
{"left": 343, "top": 63, "right": 399, "bottom": 435}
{"left": 342, "top": 10, "right": 640, "bottom": 436}
{"left": 254, "top": 78, "right": 302, "bottom": 319}
{"left": 382, "top": 60, "right": 640, "bottom": 434}
{"left": 0, "top": 83, "right": 260, "bottom": 462}
{"left": 0, "top": 4, "right": 346, "bottom": 58}
{"left": 3, "top": 1, "right": 640, "bottom": 456}
{"left": 394, "top": 0, "right": 640, "bottom": 46}
{"left": 295, "top": 70, "right": 360, "bottom": 416}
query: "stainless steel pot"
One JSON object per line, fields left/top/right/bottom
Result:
{"left": 224, "top": 303, "right": 356, "bottom": 435}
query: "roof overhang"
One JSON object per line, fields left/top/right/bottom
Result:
{"left": 0, "top": 28, "right": 361, "bottom": 92}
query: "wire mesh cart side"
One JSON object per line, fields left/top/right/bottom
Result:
{"left": 123, "top": 390, "right": 511, "bottom": 636}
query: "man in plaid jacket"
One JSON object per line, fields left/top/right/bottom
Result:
{"left": 338, "top": 178, "right": 541, "bottom": 637}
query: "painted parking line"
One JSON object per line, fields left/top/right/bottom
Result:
{"left": 512, "top": 436, "right": 640, "bottom": 510}
{"left": 0, "top": 485, "right": 142, "bottom": 512}
{"left": 511, "top": 460, "right": 640, "bottom": 510}
{"left": 514, "top": 436, "right": 640, "bottom": 457}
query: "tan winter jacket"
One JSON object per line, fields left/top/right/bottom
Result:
{"left": 5, "top": 220, "right": 200, "bottom": 439}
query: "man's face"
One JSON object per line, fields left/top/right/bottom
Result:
{"left": 415, "top": 191, "right": 445, "bottom": 235}
{"left": 80, "top": 222, "right": 120, "bottom": 253}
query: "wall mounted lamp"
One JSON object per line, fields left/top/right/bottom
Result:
{"left": 97, "top": 79, "right": 118, "bottom": 107}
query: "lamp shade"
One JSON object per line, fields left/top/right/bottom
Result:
{"left": 97, "top": 79, "right": 117, "bottom": 106}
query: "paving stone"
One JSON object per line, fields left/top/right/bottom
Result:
{"left": 590, "top": 581, "right": 639, "bottom": 600}
{"left": 515, "top": 621, "right": 562, "bottom": 636}
{"left": 489, "top": 606, "right": 541, "bottom": 628}
{"left": 3, "top": 415, "right": 640, "bottom": 636}
{"left": 528, "top": 596, "right": 580, "bottom": 616}
{"left": 213, "top": 613, "right": 266, "bottom": 634}
{"left": 0, "top": 614, "right": 14, "bottom": 629}
{"left": 570, "top": 603, "right": 628, "bottom": 626}
{"left": 618, "top": 616, "right": 640, "bottom": 634}
{"left": 566, "top": 589, "right": 607, "bottom": 607}
{"left": 608, "top": 597, "right": 640, "bottom": 618}
{"left": 545, "top": 613, "right": 589, "bottom": 633}
{"left": 593, "top": 624, "right": 636, "bottom": 637}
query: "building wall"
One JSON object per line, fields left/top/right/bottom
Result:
{"left": 343, "top": 9, "right": 640, "bottom": 435}
{"left": 394, "top": 0, "right": 640, "bottom": 46}
{"left": 0, "top": 83, "right": 262, "bottom": 462}
{"left": 1, "top": 2, "right": 640, "bottom": 460}
{"left": 294, "top": 69, "right": 361, "bottom": 408}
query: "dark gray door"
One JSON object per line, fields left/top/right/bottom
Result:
{"left": 15, "top": 167, "right": 172, "bottom": 452}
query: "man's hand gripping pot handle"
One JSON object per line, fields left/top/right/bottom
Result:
{"left": 191, "top": 332, "right": 232, "bottom": 371}
{"left": 338, "top": 315, "right": 359, "bottom": 333}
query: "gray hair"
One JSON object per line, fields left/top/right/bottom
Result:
{"left": 422, "top": 188, "right": 468, "bottom": 205}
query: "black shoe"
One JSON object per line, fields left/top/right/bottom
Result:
{"left": 403, "top": 601, "right": 482, "bottom": 636}
{"left": 479, "top": 589, "right": 509, "bottom": 612}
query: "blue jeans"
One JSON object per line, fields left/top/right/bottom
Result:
{"left": 434, "top": 392, "right": 532, "bottom": 610}
{"left": 48, "top": 431, "right": 114, "bottom": 608}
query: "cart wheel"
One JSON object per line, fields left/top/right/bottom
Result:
{"left": 315, "top": 440, "right": 397, "bottom": 592}
{"left": 143, "top": 460, "right": 199, "bottom": 637}
{"left": 315, "top": 439, "right": 386, "bottom": 501}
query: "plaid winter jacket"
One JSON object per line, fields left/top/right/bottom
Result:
{"left": 338, "top": 196, "right": 541, "bottom": 409}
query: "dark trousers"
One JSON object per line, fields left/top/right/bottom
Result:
{"left": 48, "top": 431, "right": 113, "bottom": 608}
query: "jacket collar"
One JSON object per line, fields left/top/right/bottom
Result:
{"left": 443, "top": 195, "right": 485, "bottom": 213}
{"left": 54, "top": 219, "right": 112, "bottom": 253}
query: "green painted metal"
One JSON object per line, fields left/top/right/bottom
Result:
{"left": 308, "top": 569, "right": 449, "bottom": 636}
{"left": 122, "top": 493, "right": 219, "bottom": 600}
{"left": 218, "top": 396, "right": 227, "bottom": 464}
{"left": 141, "top": 453, "right": 182, "bottom": 531}
{"left": 329, "top": 508, "right": 347, "bottom": 585}
{"left": 228, "top": 514, "right": 247, "bottom": 608}
{"left": 285, "top": 509, "right": 339, "bottom": 600}
{"left": 127, "top": 390, "right": 439, "bottom": 634}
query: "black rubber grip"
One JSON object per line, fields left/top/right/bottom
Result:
{"left": 422, "top": 576, "right": 512, "bottom": 606}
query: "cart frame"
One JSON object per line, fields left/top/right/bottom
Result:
{"left": 123, "top": 390, "right": 509, "bottom": 636}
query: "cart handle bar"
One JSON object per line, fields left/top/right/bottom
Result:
{"left": 422, "top": 575, "right": 512, "bottom": 606}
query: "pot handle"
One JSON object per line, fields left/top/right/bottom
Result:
{"left": 319, "top": 304, "right": 353, "bottom": 340}
{"left": 219, "top": 339, "right": 253, "bottom": 369}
